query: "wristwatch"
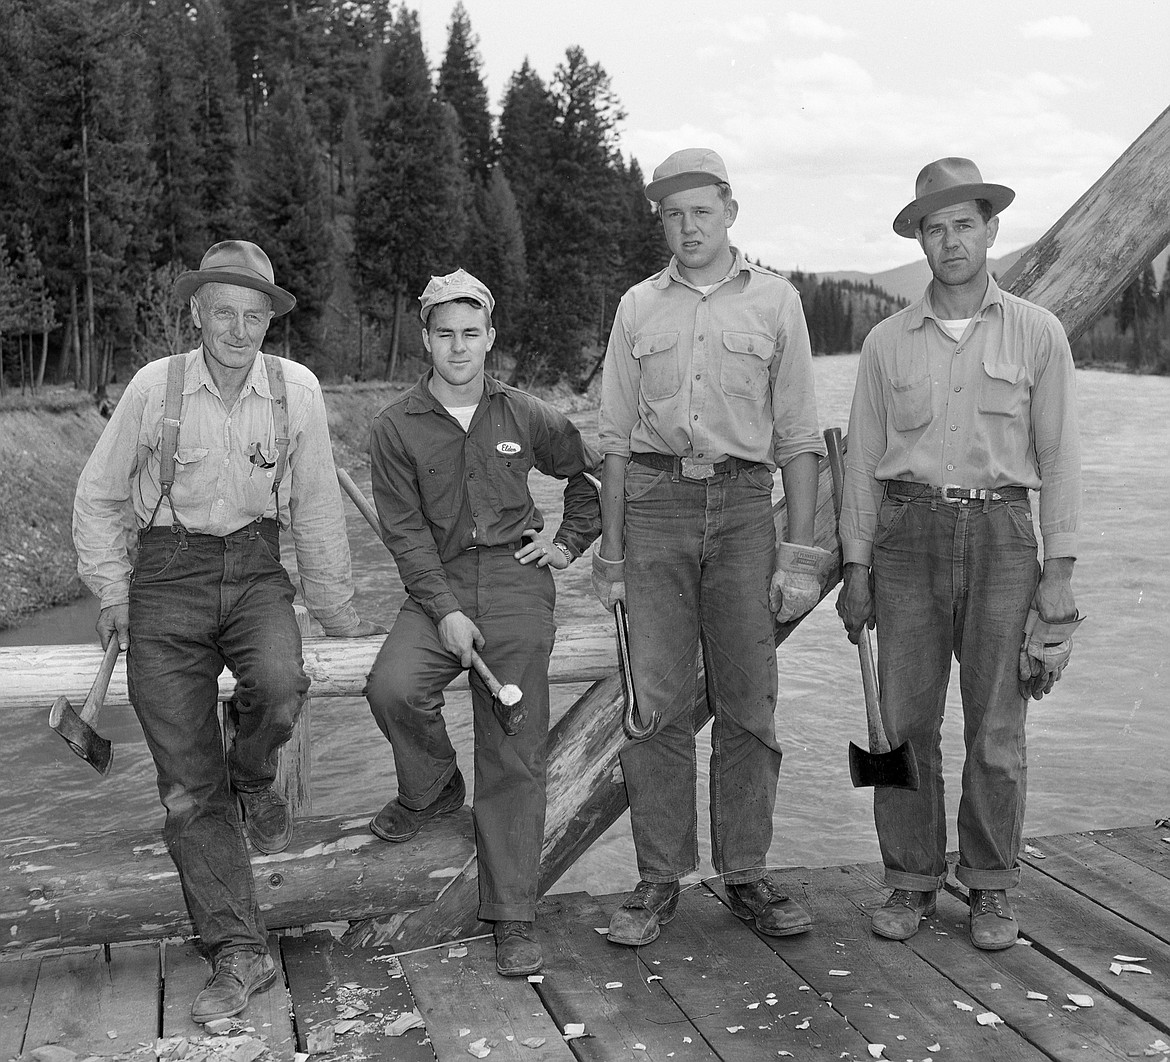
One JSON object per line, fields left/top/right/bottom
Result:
{"left": 553, "top": 541, "right": 572, "bottom": 561}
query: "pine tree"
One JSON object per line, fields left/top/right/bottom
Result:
{"left": 461, "top": 167, "right": 527, "bottom": 357}
{"left": 438, "top": 2, "right": 493, "bottom": 186}
{"left": 353, "top": 5, "right": 468, "bottom": 380}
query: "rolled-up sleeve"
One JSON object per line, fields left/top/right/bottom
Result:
{"left": 598, "top": 295, "right": 639, "bottom": 458}
{"left": 840, "top": 333, "right": 888, "bottom": 567}
{"left": 771, "top": 293, "right": 827, "bottom": 467}
{"left": 1032, "top": 319, "right": 1081, "bottom": 559}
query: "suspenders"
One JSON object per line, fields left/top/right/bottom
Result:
{"left": 148, "top": 353, "right": 290, "bottom": 530}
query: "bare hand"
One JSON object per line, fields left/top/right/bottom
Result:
{"left": 515, "top": 528, "right": 569, "bottom": 570}
{"left": 437, "top": 610, "right": 485, "bottom": 667}
{"left": 98, "top": 604, "right": 130, "bottom": 651}
{"left": 835, "top": 563, "right": 875, "bottom": 644}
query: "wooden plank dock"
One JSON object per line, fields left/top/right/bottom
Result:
{"left": 4, "top": 822, "right": 1168, "bottom": 1062}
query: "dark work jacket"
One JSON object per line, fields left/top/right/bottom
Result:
{"left": 369, "top": 371, "right": 602, "bottom": 624}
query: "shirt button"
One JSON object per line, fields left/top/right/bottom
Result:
{"left": 698, "top": 334, "right": 704, "bottom": 341}
{"left": 693, "top": 415, "right": 699, "bottom": 421}
{"left": 469, "top": 471, "right": 476, "bottom": 479}
{"left": 223, "top": 458, "right": 230, "bottom": 466}
{"left": 954, "top": 386, "right": 961, "bottom": 392}
{"left": 950, "top": 424, "right": 958, "bottom": 431}
{"left": 947, "top": 464, "right": 954, "bottom": 471}
{"left": 695, "top": 374, "right": 701, "bottom": 380}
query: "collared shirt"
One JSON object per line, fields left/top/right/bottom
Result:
{"left": 598, "top": 249, "right": 826, "bottom": 469}
{"left": 840, "top": 276, "right": 1081, "bottom": 566}
{"left": 73, "top": 347, "right": 361, "bottom": 632}
{"left": 370, "top": 371, "right": 602, "bottom": 624}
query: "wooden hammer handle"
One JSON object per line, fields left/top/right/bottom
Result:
{"left": 469, "top": 649, "right": 504, "bottom": 698}
{"left": 80, "top": 639, "right": 122, "bottom": 726}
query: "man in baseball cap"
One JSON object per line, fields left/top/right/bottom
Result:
{"left": 838, "top": 159, "right": 1082, "bottom": 951}
{"left": 73, "top": 238, "right": 386, "bottom": 1022}
{"left": 364, "top": 267, "right": 601, "bottom": 978}
{"left": 594, "top": 149, "right": 828, "bottom": 948}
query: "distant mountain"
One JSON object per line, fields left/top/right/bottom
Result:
{"left": 818, "top": 247, "right": 1030, "bottom": 304}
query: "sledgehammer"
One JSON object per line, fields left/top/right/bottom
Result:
{"left": 48, "top": 638, "right": 119, "bottom": 776}
{"left": 335, "top": 466, "right": 526, "bottom": 734}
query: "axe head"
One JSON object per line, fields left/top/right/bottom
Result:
{"left": 49, "top": 696, "right": 113, "bottom": 776}
{"left": 848, "top": 739, "right": 919, "bottom": 791}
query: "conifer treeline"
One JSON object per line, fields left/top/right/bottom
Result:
{"left": 0, "top": 0, "right": 668, "bottom": 392}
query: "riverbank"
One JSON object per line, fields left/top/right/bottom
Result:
{"left": 0, "top": 376, "right": 598, "bottom": 630}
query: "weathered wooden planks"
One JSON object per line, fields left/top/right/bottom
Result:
{"left": 2, "top": 809, "right": 477, "bottom": 951}
{"left": 0, "top": 954, "right": 40, "bottom": 1059}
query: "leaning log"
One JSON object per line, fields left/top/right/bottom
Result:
{"left": 1000, "top": 104, "right": 1170, "bottom": 337}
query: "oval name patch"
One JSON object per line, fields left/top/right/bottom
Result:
{"left": 496, "top": 441, "right": 522, "bottom": 455}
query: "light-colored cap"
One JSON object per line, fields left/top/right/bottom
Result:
{"left": 644, "top": 147, "right": 729, "bottom": 203}
{"left": 893, "top": 157, "right": 1015, "bottom": 238}
{"left": 174, "top": 240, "right": 296, "bottom": 316}
{"left": 418, "top": 268, "right": 495, "bottom": 323}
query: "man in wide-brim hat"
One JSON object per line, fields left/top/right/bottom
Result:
{"left": 73, "top": 239, "right": 385, "bottom": 1024}
{"left": 837, "top": 159, "right": 1082, "bottom": 952}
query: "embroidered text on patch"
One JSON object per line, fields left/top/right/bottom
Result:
{"left": 497, "top": 441, "right": 522, "bottom": 455}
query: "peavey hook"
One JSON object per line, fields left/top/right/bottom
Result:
{"left": 614, "top": 600, "right": 660, "bottom": 740}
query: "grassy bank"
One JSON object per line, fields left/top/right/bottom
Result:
{"left": 0, "top": 376, "right": 598, "bottom": 632}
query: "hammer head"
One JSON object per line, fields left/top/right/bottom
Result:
{"left": 492, "top": 684, "right": 526, "bottom": 736}
{"left": 848, "top": 739, "right": 919, "bottom": 790}
{"left": 49, "top": 696, "right": 114, "bottom": 776}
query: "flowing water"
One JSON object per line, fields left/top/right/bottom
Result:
{"left": 2, "top": 356, "right": 1166, "bottom": 898}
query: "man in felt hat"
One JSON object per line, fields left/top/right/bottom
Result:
{"left": 592, "top": 148, "right": 828, "bottom": 946}
{"left": 837, "top": 158, "right": 1082, "bottom": 949}
{"left": 363, "top": 268, "right": 600, "bottom": 977}
{"left": 73, "top": 239, "right": 386, "bottom": 1022}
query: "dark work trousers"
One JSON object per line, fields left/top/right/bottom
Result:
{"left": 872, "top": 491, "right": 1039, "bottom": 892}
{"left": 127, "top": 521, "right": 308, "bottom": 958}
{"left": 365, "top": 545, "right": 555, "bottom": 922}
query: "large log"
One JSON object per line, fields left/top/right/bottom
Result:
{"left": 1000, "top": 104, "right": 1170, "bottom": 338}
{"left": 346, "top": 451, "right": 845, "bottom": 949}
{"left": 0, "top": 810, "right": 477, "bottom": 953}
{"left": 0, "top": 623, "right": 615, "bottom": 712}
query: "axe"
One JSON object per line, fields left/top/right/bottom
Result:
{"left": 48, "top": 637, "right": 119, "bottom": 776}
{"left": 825, "top": 427, "right": 919, "bottom": 791}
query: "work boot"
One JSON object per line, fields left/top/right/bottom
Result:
{"left": 969, "top": 888, "right": 1018, "bottom": 950}
{"left": 237, "top": 786, "right": 292, "bottom": 855}
{"left": 191, "top": 950, "right": 277, "bottom": 1023}
{"left": 608, "top": 880, "right": 680, "bottom": 946}
{"left": 494, "top": 920, "right": 543, "bottom": 976}
{"left": 370, "top": 768, "right": 466, "bottom": 843}
{"left": 871, "top": 889, "right": 937, "bottom": 941}
{"left": 725, "top": 875, "right": 812, "bottom": 936}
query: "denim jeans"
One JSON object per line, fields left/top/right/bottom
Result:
{"left": 871, "top": 490, "right": 1040, "bottom": 891}
{"left": 620, "top": 462, "right": 782, "bottom": 886}
{"left": 365, "top": 546, "right": 555, "bottom": 922}
{"left": 127, "top": 521, "right": 308, "bottom": 957}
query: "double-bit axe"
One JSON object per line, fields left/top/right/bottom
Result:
{"left": 48, "top": 638, "right": 120, "bottom": 776}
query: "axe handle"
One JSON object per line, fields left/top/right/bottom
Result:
{"left": 80, "top": 638, "right": 122, "bottom": 726}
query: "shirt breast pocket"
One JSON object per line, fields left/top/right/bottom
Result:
{"left": 889, "top": 374, "right": 932, "bottom": 433}
{"left": 720, "top": 331, "right": 772, "bottom": 400}
{"left": 978, "top": 360, "right": 1026, "bottom": 416}
{"left": 418, "top": 465, "right": 461, "bottom": 519}
{"left": 632, "top": 331, "right": 681, "bottom": 401}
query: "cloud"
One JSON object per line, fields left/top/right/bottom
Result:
{"left": 784, "top": 13, "right": 854, "bottom": 41}
{"left": 1020, "top": 16, "right": 1091, "bottom": 40}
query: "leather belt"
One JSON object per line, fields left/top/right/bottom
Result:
{"left": 629, "top": 452, "right": 762, "bottom": 481}
{"left": 885, "top": 480, "right": 1028, "bottom": 504}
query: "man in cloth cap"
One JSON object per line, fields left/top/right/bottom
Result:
{"left": 73, "top": 240, "right": 386, "bottom": 1022}
{"left": 364, "top": 268, "right": 600, "bottom": 977}
{"left": 592, "top": 148, "right": 829, "bottom": 947}
{"left": 837, "top": 158, "right": 1082, "bottom": 949}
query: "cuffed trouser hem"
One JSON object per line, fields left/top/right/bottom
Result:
{"left": 955, "top": 863, "right": 1021, "bottom": 890}
{"left": 479, "top": 903, "right": 537, "bottom": 922}
{"left": 721, "top": 870, "right": 768, "bottom": 886}
{"left": 884, "top": 868, "right": 949, "bottom": 891}
{"left": 634, "top": 867, "right": 695, "bottom": 886}
{"left": 398, "top": 760, "right": 458, "bottom": 812}
{"left": 213, "top": 944, "right": 270, "bottom": 961}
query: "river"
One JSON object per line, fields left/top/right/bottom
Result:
{"left": 1, "top": 355, "right": 1166, "bottom": 899}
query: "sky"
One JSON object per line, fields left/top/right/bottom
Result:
{"left": 413, "top": 0, "right": 1170, "bottom": 275}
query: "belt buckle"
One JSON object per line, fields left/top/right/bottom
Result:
{"left": 942, "top": 484, "right": 980, "bottom": 504}
{"left": 680, "top": 457, "right": 716, "bottom": 480}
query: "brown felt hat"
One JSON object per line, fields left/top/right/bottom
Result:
{"left": 893, "top": 157, "right": 1015, "bottom": 238}
{"left": 174, "top": 240, "right": 296, "bottom": 316}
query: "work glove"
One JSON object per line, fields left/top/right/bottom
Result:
{"left": 591, "top": 549, "right": 625, "bottom": 609}
{"left": 770, "top": 542, "right": 834, "bottom": 623}
{"left": 1018, "top": 609, "right": 1085, "bottom": 700}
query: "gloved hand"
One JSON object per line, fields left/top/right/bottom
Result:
{"left": 769, "top": 541, "right": 833, "bottom": 623}
{"left": 1018, "top": 609, "right": 1084, "bottom": 700}
{"left": 591, "top": 549, "right": 625, "bottom": 609}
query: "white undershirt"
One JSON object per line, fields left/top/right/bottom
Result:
{"left": 445, "top": 404, "right": 478, "bottom": 432}
{"left": 938, "top": 317, "right": 972, "bottom": 342}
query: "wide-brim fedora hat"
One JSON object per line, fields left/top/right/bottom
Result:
{"left": 645, "top": 147, "right": 730, "bottom": 203}
{"left": 174, "top": 240, "right": 297, "bottom": 316}
{"left": 893, "top": 157, "right": 1015, "bottom": 238}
